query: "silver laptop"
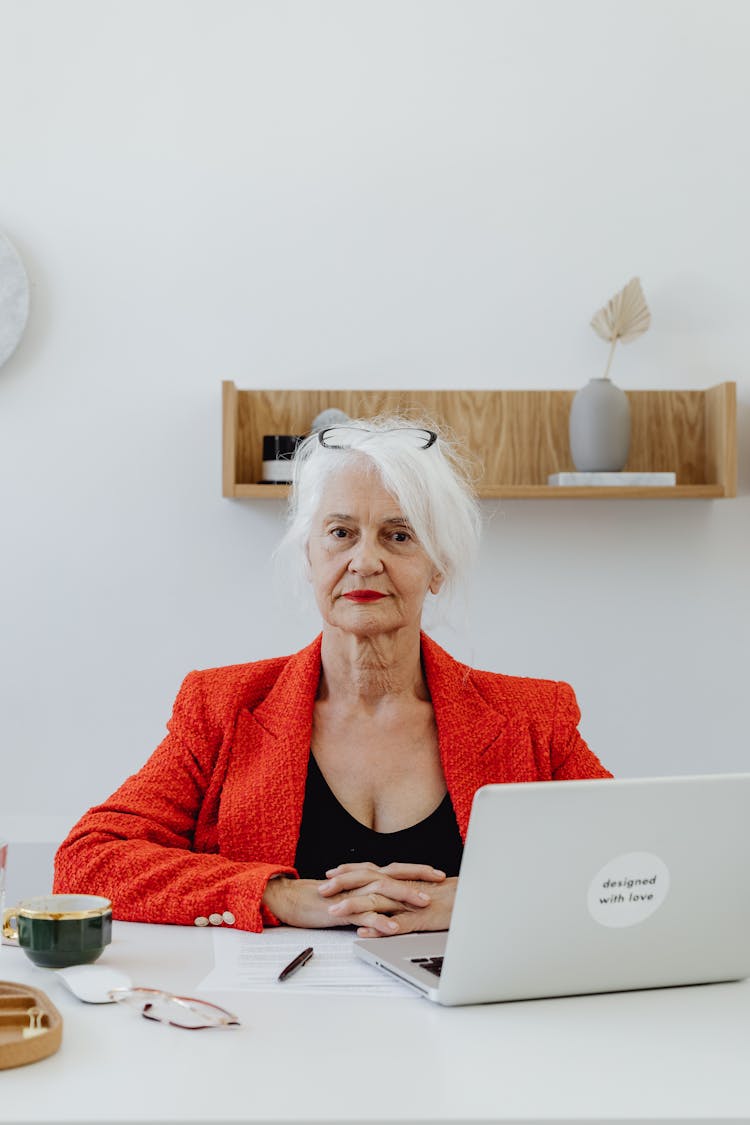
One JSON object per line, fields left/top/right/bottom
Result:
{"left": 353, "top": 774, "right": 750, "bottom": 1005}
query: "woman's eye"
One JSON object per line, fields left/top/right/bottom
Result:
{"left": 390, "top": 530, "right": 412, "bottom": 543}
{"left": 330, "top": 527, "right": 351, "bottom": 540}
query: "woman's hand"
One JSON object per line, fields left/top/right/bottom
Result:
{"left": 261, "top": 877, "right": 355, "bottom": 929}
{"left": 318, "top": 862, "right": 456, "bottom": 937}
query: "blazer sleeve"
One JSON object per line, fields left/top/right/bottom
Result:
{"left": 53, "top": 672, "right": 296, "bottom": 932}
{"left": 550, "top": 681, "right": 613, "bottom": 780}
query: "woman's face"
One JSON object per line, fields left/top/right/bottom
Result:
{"left": 307, "top": 461, "right": 443, "bottom": 639}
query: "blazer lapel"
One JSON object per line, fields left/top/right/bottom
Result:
{"left": 219, "top": 636, "right": 322, "bottom": 866}
{"left": 421, "top": 633, "right": 517, "bottom": 840}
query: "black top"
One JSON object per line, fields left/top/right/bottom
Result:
{"left": 294, "top": 754, "right": 464, "bottom": 879}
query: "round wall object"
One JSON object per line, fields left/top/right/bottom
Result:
{"left": 0, "top": 232, "right": 31, "bottom": 369}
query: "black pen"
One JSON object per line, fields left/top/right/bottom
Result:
{"left": 278, "top": 946, "right": 314, "bottom": 982}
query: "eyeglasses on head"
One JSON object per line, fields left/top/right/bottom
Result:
{"left": 317, "top": 425, "right": 437, "bottom": 450}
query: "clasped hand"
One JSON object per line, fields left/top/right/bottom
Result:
{"left": 264, "top": 862, "right": 456, "bottom": 937}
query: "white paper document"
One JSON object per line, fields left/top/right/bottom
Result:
{"left": 197, "top": 926, "right": 414, "bottom": 997}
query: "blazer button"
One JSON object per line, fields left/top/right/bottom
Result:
{"left": 222, "top": 912, "right": 236, "bottom": 925}
{"left": 209, "top": 913, "right": 223, "bottom": 926}
{"left": 194, "top": 916, "right": 209, "bottom": 927}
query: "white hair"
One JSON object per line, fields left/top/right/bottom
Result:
{"left": 275, "top": 416, "right": 482, "bottom": 602}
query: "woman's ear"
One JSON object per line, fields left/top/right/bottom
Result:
{"left": 429, "top": 571, "right": 444, "bottom": 596}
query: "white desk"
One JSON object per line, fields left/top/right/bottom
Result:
{"left": 2, "top": 918, "right": 750, "bottom": 1125}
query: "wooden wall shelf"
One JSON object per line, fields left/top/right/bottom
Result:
{"left": 222, "top": 381, "right": 737, "bottom": 500}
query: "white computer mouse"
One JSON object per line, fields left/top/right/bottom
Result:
{"left": 55, "top": 964, "right": 133, "bottom": 1003}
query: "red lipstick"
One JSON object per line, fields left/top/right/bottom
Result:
{"left": 342, "top": 591, "right": 386, "bottom": 602}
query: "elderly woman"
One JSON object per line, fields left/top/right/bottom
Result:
{"left": 54, "top": 419, "right": 611, "bottom": 936}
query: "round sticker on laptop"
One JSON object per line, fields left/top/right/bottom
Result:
{"left": 587, "top": 852, "right": 670, "bottom": 928}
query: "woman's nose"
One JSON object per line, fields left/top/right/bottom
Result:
{"left": 347, "top": 536, "right": 384, "bottom": 575}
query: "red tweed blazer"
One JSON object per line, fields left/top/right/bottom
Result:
{"left": 53, "top": 634, "right": 611, "bottom": 932}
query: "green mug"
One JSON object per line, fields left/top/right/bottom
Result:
{"left": 2, "top": 894, "right": 112, "bottom": 968}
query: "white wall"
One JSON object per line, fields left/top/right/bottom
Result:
{"left": 1, "top": 0, "right": 749, "bottom": 839}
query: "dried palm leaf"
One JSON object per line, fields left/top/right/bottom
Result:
{"left": 591, "top": 277, "right": 651, "bottom": 379}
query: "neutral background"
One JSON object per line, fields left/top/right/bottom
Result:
{"left": 1, "top": 0, "right": 748, "bottom": 843}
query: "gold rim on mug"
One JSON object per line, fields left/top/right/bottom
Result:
{"left": 12, "top": 896, "right": 111, "bottom": 921}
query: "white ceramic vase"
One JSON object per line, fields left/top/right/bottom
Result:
{"left": 569, "top": 377, "right": 630, "bottom": 472}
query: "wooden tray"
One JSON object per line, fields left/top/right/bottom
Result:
{"left": 0, "top": 981, "right": 63, "bottom": 1069}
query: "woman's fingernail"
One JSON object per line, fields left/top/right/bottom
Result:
{"left": 417, "top": 892, "right": 430, "bottom": 902}
{"left": 433, "top": 869, "right": 446, "bottom": 877}
{"left": 325, "top": 867, "right": 340, "bottom": 876}
{"left": 387, "top": 920, "right": 398, "bottom": 931}
{"left": 328, "top": 902, "right": 344, "bottom": 913}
